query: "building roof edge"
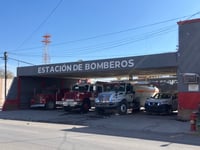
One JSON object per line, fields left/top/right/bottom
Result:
{"left": 177, "top": 18, "right": 200, "bottom": 25}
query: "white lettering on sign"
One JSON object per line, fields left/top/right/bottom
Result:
{"left": 37, "top": 58, "right": 135, "bottom": 74}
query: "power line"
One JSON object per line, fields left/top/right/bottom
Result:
{"left": 186, "top": 11, "right": 200, "bottom": 20}
{"left": 47, "top": 11, "right": 200, "bottom": 48}
{"left": 9, "top": 15, "right": 187, "bottom": 52}
{"left": 9, "top": 24, "right": 176, "bottom": 57}
{"left": 15, "top": 0, "right": 63, "bottom": 51}
{"left": 8, "top": 11, "right": 200, "bottom": 61}
{"left": 49, "top": 16, "right": 183, "bottom": 46}
{"left": 8, "top": 57, "right": 35, "bottom": 65}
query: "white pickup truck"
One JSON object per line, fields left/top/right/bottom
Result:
{"left": 95, "top": 81, "right": 140, "bottom": 115}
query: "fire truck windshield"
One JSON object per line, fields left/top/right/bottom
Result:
{"left": 104, "top": 83, "right": 125, "bottom": 92}
{"left": 39, "top": 89, "right": 56, "bottom": 94}
{"left": 72, "top": 84, "right": 89, "bottom": 92}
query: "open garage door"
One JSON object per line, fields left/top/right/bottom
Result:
{"left": 4, "top": 52, "right": 177, "bottom": 110}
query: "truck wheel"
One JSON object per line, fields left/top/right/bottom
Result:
{"left": 118, "top": 102, "right": 127, "bottom": 115}
{"left": 45, "top": 101, "right": 55, "bottom": 110}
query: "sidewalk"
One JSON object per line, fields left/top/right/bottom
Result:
{"left": 89, "top": 113, "right": 191, "bottom": 134}
{"left": 0, "top": 109, "right": 192, "bottom": 135}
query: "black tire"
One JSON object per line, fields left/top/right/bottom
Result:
{"left": 45, "top": 101, "right": 55, "bottom": 110}
{"left": 81, "top": 99, "right": 91, "bottom": 113}
{"left": 167, "top": 106, "right": 173, "bottom": 115}
{"left": 118, "top": 102, "right": 127, "bottom": 115}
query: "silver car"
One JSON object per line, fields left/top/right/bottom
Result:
{"left": 145, "top": 93, "right": 178, "bottom": 114}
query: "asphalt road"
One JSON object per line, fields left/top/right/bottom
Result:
{"left": 0, "top": 109, "right": 199, "bottom": 150}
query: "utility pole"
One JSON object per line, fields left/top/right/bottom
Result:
{"left": 4, "top": 51, "right": 7, "bottom": 100}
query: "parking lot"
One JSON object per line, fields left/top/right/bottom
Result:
{"left": 0, "top": 108, "right": 190, "bottom": 134}
{"left": 1, "top": 108, "right": 200, "bottom": 148}
{"left": 0, "top": 109, "right": 199, "bottom": 149}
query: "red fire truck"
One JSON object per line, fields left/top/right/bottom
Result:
{"left": 30, "top": 88, "right": 68, "bottom": 110}
{"left": 62, "top": 80, "right": 105, "bottom": 113}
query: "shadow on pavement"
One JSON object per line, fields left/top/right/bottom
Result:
{"left": 0, "top": 109, "right": 199, "bottom": 147}
{"left": 62, "top": 122, "right": 200, "bottom": 147}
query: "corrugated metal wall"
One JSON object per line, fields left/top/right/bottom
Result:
{"left": 178, "top": 20, "right": 200, "bottom": 92}
{"left": 178, "top": 19, "right": 200, "bottom": 120}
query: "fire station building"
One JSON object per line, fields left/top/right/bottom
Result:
{"left": 3, "top": 18, "right": 200, "bottom": 120}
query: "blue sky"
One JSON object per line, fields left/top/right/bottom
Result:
{"left": 0, "top": 0, "right": 200, "bottom": 74}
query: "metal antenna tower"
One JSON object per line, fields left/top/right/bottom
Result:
{"left": 42, "top": 34, "right": 51, "bottom": 64}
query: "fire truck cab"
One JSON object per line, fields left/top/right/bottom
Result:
{"left": 62, "top": 80, "right": 105, "bottom": 113}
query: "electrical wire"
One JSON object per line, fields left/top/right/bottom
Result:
{"left": 186, "top": 11, "right": 200, "bottom": 20}
{"left": 9, "top": 24, "right": 176, "bottom": 58}
{"left": 8, "top": 15, "right": 187, "bottom": 52}
{"left": 7, "top": 10, "right": 200, "bottom": 63}
{"left": 14, "top": 0, "right": 63, "bottom": 51}
{"left": 8, "top": 57, "right": 35, "bottom": 65}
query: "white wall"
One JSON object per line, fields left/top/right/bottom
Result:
{"left": 0, "top": 78, "right": 13, "bottom": 107}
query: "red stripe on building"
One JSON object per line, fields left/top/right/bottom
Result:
{"left": 2, "top": 77, "right": 21, "bottom": 111}
{"left": 2, "top": 99, "right": 19, "bottom": 111}
{"left": 178, "top": 92, "right": 200, "bottom": 110}
{"left": 177, "top": 18, "right": 200, "bottom": 25}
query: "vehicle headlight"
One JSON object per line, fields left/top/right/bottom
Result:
{"left": 95, "top": 98, "right": 100, "bottom": 103}
{"left": 109, "top": 94, "right": 118, "bottom": 102}
{"left": 109, "top": 97, "right": 117, "bottom": 102}
{"left": 147, "top": 102, "right": 151, "bottom": 106}
{"left": 157, "top": 101, "right": 168, "bottom": 106}
{"left": 157, "top": 102, "right": 161, "bottom": 106}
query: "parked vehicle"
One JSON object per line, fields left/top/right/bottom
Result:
{"left": 30, "top": 88, "right": 67, "bottom": 110}
{"left": 133, "top": 84, "right": 159, "bottom": 107}
{"left": 144, "top": 92, "right": 178, "bottom": 114}
{"left": 95, "top": 81, "right": 140, "bottom": 115}
{"left": 62, "top": 81, "right": 105, "bottom": 113}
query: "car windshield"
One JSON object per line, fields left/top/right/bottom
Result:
{"left": 72, "top": 84, "right": 89, "bottom": 92}
{"left": 153, "top": 93, "right": 171, "bottom": 99}
{"left": 104, "top": 83, "right": 125, "bottom": 92}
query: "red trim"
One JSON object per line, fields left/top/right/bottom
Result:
{"left": 177, "top": 18, "right": 200, "bottom": 25}
{"left": 17, "top": 77, "right": 21, "bottom": 108}
{"left": 2, "top": 77, "right": 21, "bottom": 111}
{"left": 2, "top": 99, "right": 19, "bottom": 111}
{"left": 178, "top": 92, "right": 200, "bottom": 110}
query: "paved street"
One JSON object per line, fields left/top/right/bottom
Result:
{"left": 0, "top": 109, "right": 199, "bottom": 150}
